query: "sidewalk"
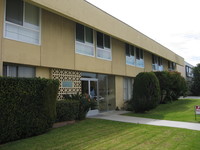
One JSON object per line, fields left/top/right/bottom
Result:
{"left": 89, "top": 110, "right": 200, "bottom": 131}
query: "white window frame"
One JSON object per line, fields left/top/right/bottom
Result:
{"left": 4, "top": 0, "right": 41, "bottom": 45}
{"left": 126, "top": 43, "right": 144, "bottom": 68}
{"left": 75, "top": 24, "right": 95, "bottom": 57}
{"left": 96, "top": 32, "right": 112, "bottom": 61}
{"left": 152, "top": 54, "right": 163, "bottom": 71}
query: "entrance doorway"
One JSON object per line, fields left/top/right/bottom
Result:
{"left": 81, "top": 78, "right": 98, "bottom": 101}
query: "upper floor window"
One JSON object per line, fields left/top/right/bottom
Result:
{"left": 4, "top": 0, "right": 40, "bottom": 45}
{"left": 185, "top": 65, "right": 193, "bottom": 78}
{"left": 126, "top": 44, "right": 135, "bottom": 66}
{"left": 3, "top": 63, "right": 35, "bottom": 78}
{"left": 125, "top": 43, "right": 144, "bottom": 68}
{"left": 96, "top": 32, "right": 112, "bottom": 60}
{"left": 152, "top": 54, "right": 163, "bottom": 71}
{"left": 76, "top": 23, "right": 94, "bottom": 56}
{"left": 168, "top": 61, "right": 176, "bottom": 71}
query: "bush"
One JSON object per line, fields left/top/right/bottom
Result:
{"left": 191, "top": 64, "right": 200, "bottom": 96}
{"left": 56, "top": 100, "right": 79, "bottom": 122}
{"left": 131, "top": 72, "right": 160, "bottom": 113}
{"left": 0, "top": 77, "right": 59, "bottom": 144}
{"left": 64, "top": 93, "right": 97, "bottom": 120}
{"left": 154, "top": 71, "right": 187, "bottom": 103}
{"left": 168, "top": 71, "right": 187, "bottom": 100}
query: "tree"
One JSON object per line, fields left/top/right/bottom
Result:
{"left": 191, "top": 64, "right": 200, "bottom": 96}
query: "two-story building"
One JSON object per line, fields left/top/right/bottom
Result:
{"left": 0, "top": 0, "right": 184, "bottom": 111}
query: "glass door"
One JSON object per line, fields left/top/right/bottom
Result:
{"left": 81, "top": 78, "right": 99, "bottom": 108}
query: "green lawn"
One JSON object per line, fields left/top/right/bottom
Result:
{"left": 1, "top": 119, "right": 200, "bottom": 150}
{"left": 124, "top": 99, "right": 200, "bottom": 122}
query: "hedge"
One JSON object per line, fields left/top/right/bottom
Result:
{"left": 0, "top": 77, "right": 59, "bottom": 144}
{"left": 56, "top": 100, "right": 79, "bottom": 122}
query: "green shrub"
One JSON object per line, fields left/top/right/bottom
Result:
{"left": 131, "top": 72, "right": 160, "bottom": 113}
{"left": 168, "top": 71, "right": 187, "bottom": 100}
{"left": 0, "top": 77, "right": 59, "bottom": 144}
{"left": 56, "top": 100, "right": 79, "bottom": 122}
{"left": 154, "top": 71, "right": 187, "bottom": 103}
{"left": 64, "top": 93, "right": 96, "bottom": 120}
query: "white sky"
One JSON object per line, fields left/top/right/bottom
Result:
{"left": 86, "top": 0, "right": 200, "bottom": 66}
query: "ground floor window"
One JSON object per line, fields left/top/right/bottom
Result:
{"left": 123, "top": 77, "right": 134, "bottom": 101}
{"left": 3, "top": 63, "right": 35, "bottom": 78}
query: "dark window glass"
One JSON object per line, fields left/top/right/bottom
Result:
{"left": 125, "top": 44, "right": 130, "bottom": 56}
{"left": 152, "top": 55, "right": 155, "bottom": 64}
{"left": 76, "top": 23, "right": 84, "bottom": 42}
{"left": 104, "top": 34, "right": 110, "bottom": 48}
{"left": 85, "top": 27, "right": 93, "bottom": 43}
{"left": 97, "top": 32, "right": 103, "bottom": 48}
{"left": 130, "top": 45, "right": 135, "bottom": 56}
{"left": 136, "top": 47, "right": 140, "bottom": 59}
{"left": 6, "top": 0, "right": 23, "bottom": 25}
{"left": 140, "top": 50, "right": 143, "bottom": 59}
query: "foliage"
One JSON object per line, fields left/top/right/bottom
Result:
{"left": 63, "top": 93, "right": 97, "bottom": 120}
{"left": 191, "top": 64, "right": 200, "bottom": 96}
{"left": 56, "top": 100, "right": 79, "bottom": 122}
{"left": 131, "top": 72, "right": 160, "bottom": 113}
{"left": 154, "top": 71, "right": 187, "bottom": 103}
{"left": 0, "top": 77, "right": 59, "bottom": 144}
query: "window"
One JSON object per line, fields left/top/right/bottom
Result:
{"left": 76, "top": 23, "right": 94, "bottom": 56}
{"left": 96, "top": 31, "right": 112, "bottom": 60}
{"left": 124, "top": 77, "right": 134, "bottom": 101}
{"left": 168, "top": 61, "right": 176, "bottom": 71}
{"left": 185, "top": 66, "right": 193, "bottom": 78}
{"left": 152, "top": 54, "right": 163, "bottom": 71}
{"left": 126, "top": 44, "right": 135, "bottom": 66}
{"left": 5, "top": 0, "right": 40, "bottom": 45}
{"left": 3, "top": 64, "right": 35, "bottom": 78}
{"left": 125, "top": 43, "right": 144, "bottom": 67}
{"left": 135, "top": 47, "right": 144, "bottom": 67}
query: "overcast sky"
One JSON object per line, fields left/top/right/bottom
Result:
{"left": 87, "top": 0, "right": 200, "bottom": 66}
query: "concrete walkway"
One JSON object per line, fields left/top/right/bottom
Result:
{"left": 89, "top": 110, "right": 200, "bottom": 131}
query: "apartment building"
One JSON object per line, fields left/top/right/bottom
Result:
{"left": 0, "top": 0, "right": 184, "bottom": 111}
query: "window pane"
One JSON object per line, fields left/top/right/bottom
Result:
{"left": 136, "top": 47, "right": 140, "bottom": 59}
{"left": 18, "top": 66, "right": 35, "bottom": 78}
{"left": 97, "top": 32, "right": 103, "bottom": 48}
{"left": 24, "top": 3, "right": 39, "bottom": 29}
{"left": 85, "top": 27, "right": 93, "bottom": 43}
{"left": 130, "top": 45, "right": 134, "bottom": 56}
{"left": 125, "top": 44, "right": 130, "bottom": 56}
{"left": 76, "top": 23, "right": 84, "bottom": 42}
{"left": 140, "top": 50, "right": 143, "bottom": 59}
{"left": 6, "top": 0, "right": 23, "bottom": 25}
{"left": 104, "top": 34, "right": 110, "bottom": 48}
{"left": 5, "top": 65, "right": 17, "bottom": 77}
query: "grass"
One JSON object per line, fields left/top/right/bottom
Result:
{"left": 124, "top": 99, "right": 200, "bottom": 122}
{"left": 1, "top": 119, "right": 200, "bottom": 150}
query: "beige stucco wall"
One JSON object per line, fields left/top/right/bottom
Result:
{"left": 115, "top": 76, "right": 124, "bottom": 109}
{"left": 144, "top": 51, "right": 152, "bottom": 72}
{"left": 28, "top": 0, "right": 184, "bottom": 66}
{"left": 36, "top": 67, "right": 50, "bottom": 78}
{"left": 0, "top": 0, "right": 3, "bottom": 76}
{"left": 41, "top": 10, "right": 75, "bottom": 70}
{"left": 2, "top": 39, "right": 41, "bottom": 66}
{"left": 112, "top": 38, "right": 126, "bottom": 76}
{"left": 177, "top": 64, "right": 185, "bottom": 78}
